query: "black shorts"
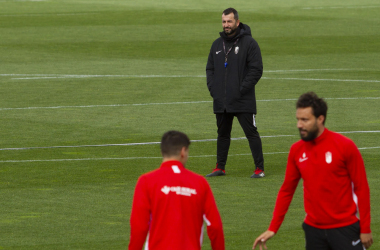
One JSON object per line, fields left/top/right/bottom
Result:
{"left": 302, "top": 222, "right": 364, "bottom": 250}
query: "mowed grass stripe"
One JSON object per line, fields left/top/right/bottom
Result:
{"left": 1, "top": 147, "right": 379, "bottom": 163}
{"left": 1, "top": 131, "right": 379, "bottom": 151}
{"left": 303, "top": 5, "right": 380, "bottom": 10}
{"left": 1, "top": 1, "right": 379, "bottom": 249}
{"left": 0, "top": 68, "right": 362, "bottom": 77}
{"left": 7, "top": 76, "right": 380, "bottom": 83}
{"left": 0, "top": 97, "right": 379, "bottom": 111}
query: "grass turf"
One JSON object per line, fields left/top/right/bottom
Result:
{"left": 0, "top": 0, "right": 379, "bottom": 249}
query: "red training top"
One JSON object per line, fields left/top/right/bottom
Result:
{"left": 129, "top": 160, "right": 225, "bottom": 250}
{"left": 269, "top": 129, "right": 371, "bottom": 234}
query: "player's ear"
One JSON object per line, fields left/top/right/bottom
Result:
{"left": 317, "top": 115, "right": 325, "bottom": 125}
{"left": 180, "top": 147, "right": 187, "bottom": 157}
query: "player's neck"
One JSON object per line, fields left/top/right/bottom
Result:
{"left": 162, "top": 157, "right": 186, "bottom": 166}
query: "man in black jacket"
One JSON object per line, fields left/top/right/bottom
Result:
{"left": 205, "top": 8, "right": 265, "bottom": 178}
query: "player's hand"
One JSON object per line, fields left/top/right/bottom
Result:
{"left": 360, "top": 233, "right": 373, "bottom": 249}
{"left": 252, "top": 230, "right": 275, "bottom": 250}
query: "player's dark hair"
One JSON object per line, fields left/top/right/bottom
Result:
{"left": 296, "top": 92, "right": 328, "bottom": 124}
{"left": 223, "top": 8, "right": 239, "bottom": 21}
{"left": 161, "top": 130, "right": 191, "bottom": 157}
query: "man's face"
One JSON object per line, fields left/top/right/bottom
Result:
{"left": 222, "top": 13, "right": 239, "bottom": 36}
{"left": 296, "top": 107, "right": 323, "bottom": 141}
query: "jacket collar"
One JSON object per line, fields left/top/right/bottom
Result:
{"left": 305, "top": 128, "right": 329, "bottom": 144}
{"left": 219, "top": 22, "right": 252, "bottom": 42}
{"left": 160, "top": 160, "right": 185, "bottom": 169}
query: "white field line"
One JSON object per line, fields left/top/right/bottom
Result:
{"left": 14, "top": 0, "right": 46, "bottom": 1}
{"left": 262, "top": 77, "right": 380, "bottom": 83}
{"left": 0, "top": 69, "right": 353, "bottom": 79}
{"left": 0, "top": 101, "right": 212, "bottom": 111}
{"left": 0, "top": 131, "right": 379, "bottom": 152}
{"left": 303, "top": 6, "right": 380, "bottom": 10}
{"left": 0, "top": 153, "right": 284, "bottom": 163}
{"left": 0, "top": 135, "right": 295, "bottom": 151}
{"left": 0, "top": 13, "right": 92, "bottom": 17}
{"left": 1, "top": 147, "right": 379, "bottom": 163}
{"left": 12, "top": 75, "right": 206, "bottom": 80}
{"left": 3, "top": 74, "right": 205, "bottom": 80}
{"left": 2, "top": 74, "right": 379, "bottom": 83}
{"left": 266, "top": 69, "right": 353, "bottom": 73}
{"left": 1, "top": 97, "right": 379, "bottom": 111}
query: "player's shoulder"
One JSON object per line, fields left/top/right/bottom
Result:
{"left": 330, "top": 130, "right": 352, "bottom": 141}
{"left": 290, "top": 139, "right": 305, "bottom": 151}
{"left": 137, "top": 167, "right": 162, "bottom": 181}
{"left": 182, "top": 168, "right": 211, "bottom": 188}
{"left": 241, "top": 34, "right": 258, "bottom": 46}
{"left": 288, "top": 139, "right": 308, "bottom": 159}
{"left": 211, "top": 37, "right": 223, "bottom": 47}
{"left": 184, "top": 168, "right": 208, "bottom": 180}
{"left": 328, "top": 130, "right": 358, "bottom": 150}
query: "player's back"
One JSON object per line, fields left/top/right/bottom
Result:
{"left": 143, "top": 160, "right": 209, "bottom": 250}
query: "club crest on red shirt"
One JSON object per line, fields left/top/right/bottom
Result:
{"left": 235, "top": 46, "right": 239, "bottom": 54}
{"left": 325, "top": 151, "right": 332, "bottom": 164}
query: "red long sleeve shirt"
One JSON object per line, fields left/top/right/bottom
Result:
{"left": 129, "top": 160, "right": 225, "bottom": 250}
{"left": 269, "top": 129, "right": 371, "bottom": 233}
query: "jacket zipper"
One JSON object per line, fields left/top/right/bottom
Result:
{"left": 224, "top": 56, "right": 227, "bottom": 111}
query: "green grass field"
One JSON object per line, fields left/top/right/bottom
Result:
{"left": 1, "top": 0, "right": 379, "bottom": 249}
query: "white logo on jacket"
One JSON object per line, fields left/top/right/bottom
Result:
{"left": 299, "top": 152, "right": 308, "bottom": 162}
{"left": 234, "top": 46, "right": 239, "bottom": 54}
{"left": 325, "top": 151, "right": 332, "bottom": 164}
{"left": 161, "top": 186, "right": 197, "bottom": 196}
{"left": 352, "top": 239, "right": 361, "bottom": 246}
{"left": 171, "top": 165, "right": 181, "bottom": 173}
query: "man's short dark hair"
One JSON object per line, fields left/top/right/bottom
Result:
{"left": 161, "top": 130, "right": 191, "bottom": 157}
{"left": 296, "top": 92, "right": 328, "bottom": 124}
{"left": 223, "top": 8, "right": 239, "bottom": 21}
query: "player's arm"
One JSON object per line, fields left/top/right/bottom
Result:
{"left": 360, "top": 233, "right": 373, "bottom": 249}
{"left": 268, "top": 147, "right": 301, "bottom": 232}
{"left": 206, "top": 46, "right": 215, "bottom": 96}
{"left": 203, "top": 180, "right": 225, "bottom": 250}
{"left": 240, "top": 39, "right": 263, "bottom": 94}
{"left": 345, "top": 140, "right": 373, "bottom": 249}
{"left": 346, "top": 140, "right": 371, "bottom": 234}
{"left": 252, "top": 146, "right": 301, "bottom": 249}
{"left": 252, "top": 230, "right": 275, "bottom": 250}
{"left": 128, "top": 176, "right": 151, "bottom": 250}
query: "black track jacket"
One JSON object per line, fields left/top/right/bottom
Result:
{"left": 206, "top": 22, "right": 263, "bottom": 114}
